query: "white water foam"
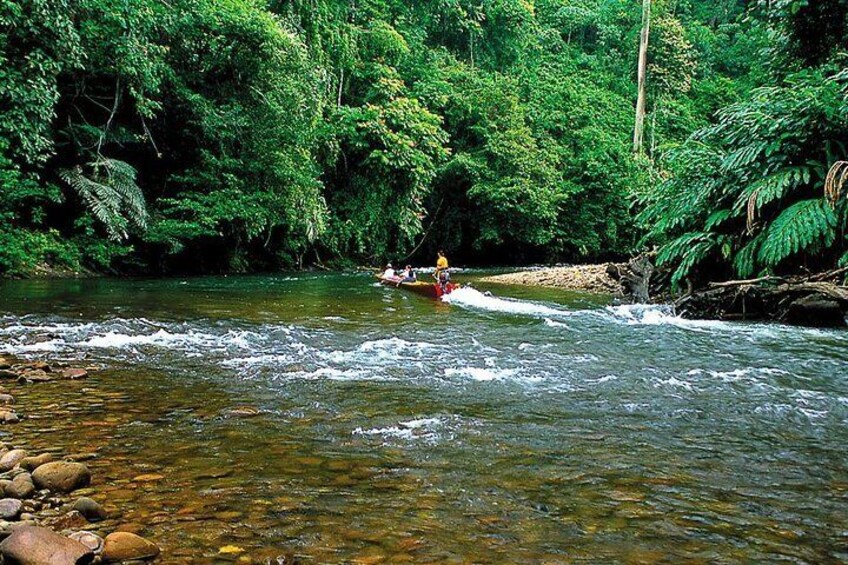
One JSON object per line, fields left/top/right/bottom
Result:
{"left": 443, "top": 287, "right": 571, "bottom": 318}
{"left": 444, "top": 366, "right": 520, "bottom": 382}
{"left": 352, "top": 416, "right": 445, "bottom": 442}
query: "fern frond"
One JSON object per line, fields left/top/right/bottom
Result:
{"left": 59, "top": 157, "right": 148, "bottom": 241}
{"left": 757, "top": 199, "right": 836, "bottom": 267}
{"left": 825, "top": 161, "right": 848, "bottom": 206}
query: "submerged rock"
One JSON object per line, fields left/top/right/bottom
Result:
{"left": 0, "top": 525, "right": 94, "bottom": 564}
{"left": 73, "top": 497, "right": 107, "bottom": 522}
{"left": 61, "top": 369, "right": 88, "bottom": 380}
{"left": 32, "top": 461, "right": 91, "bottom": 493}
{"left": 225, "top": 406, "right": 261, "bottom": 418}
{"left": 102, "top": 532, "right": 160, "bottom": 562}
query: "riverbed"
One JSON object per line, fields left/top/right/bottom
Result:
{"left": 0, "top": 272, "right": 846, "bottom": 563}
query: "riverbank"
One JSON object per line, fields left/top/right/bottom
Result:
{"left": 481, "top": 264, "right": 625, "bottom": 295}
{"left": 0, "top": 356, "right": 161, "bottom": 563}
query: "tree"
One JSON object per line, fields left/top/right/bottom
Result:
{"left": 633, "top": 0, "right": 651, "bottom": 153}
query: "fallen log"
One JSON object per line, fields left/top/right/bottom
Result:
{"left": 675, "top": 279, "right": 848, "bottom": 328}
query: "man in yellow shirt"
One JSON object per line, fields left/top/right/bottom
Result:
{"left": 435, "top": 250, "right": 450, "bottom": 289}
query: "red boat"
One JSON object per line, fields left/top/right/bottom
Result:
{"left": 376, "top": 275, "right": 458, "bottom": 299}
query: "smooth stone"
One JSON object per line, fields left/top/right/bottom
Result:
{"left": 5, "top": 473, "right": 35, "bottom": 499}
{"left": 73, "top": 497, "right": 107, "bottom": 522}
{"left": 69, "top": 531, "right": 104, "bottom": 554}
{"left": 0, "top": 370, "right": 18, "bottom": 380}
{"left": 132, "top": 474, "right": 164, "bottom": 483}
{"left": 0, "top": 525, "right": 94, "bottom": 564}
{"left": 20, "top": 454, "right": 53, "bottom": 472}
{"left": 226, "top": 406, "right": 260, "bottom": 418}
{"left": 45, "top": 510, "right": 89, "bottom": 531}
{"left": 0, "top": 450, "right": 28, "bottom": 472}
{"left": 102, "top": 532, "right": 160, "bottom": 562}
{"left": 32, "top": 462, "right": 91, "bottom": 493}
{"left": 0, "top": 498, "right": 22, "bottom": 520}
{"left": 61, "top": 369, "right": 88, "bottom": 380}
{"left": 0, "top": 410, "right": 19, "bottom": 424}
{"left": 0, "top": 394, "right": 14, "bottom": 405}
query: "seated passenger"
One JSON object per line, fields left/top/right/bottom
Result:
{"left": 382, "top": 263, "right": 396, "bottom": 279}
{"left": 400, "top": 265, "right": 417, "bottom": 283}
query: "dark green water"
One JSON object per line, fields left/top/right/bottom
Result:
{"left": 1, "top": 273, "right": 847, "bottom": 564}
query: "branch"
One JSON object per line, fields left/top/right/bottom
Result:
{"left": 708, "top": 275, "right": 786, "bottom": 288}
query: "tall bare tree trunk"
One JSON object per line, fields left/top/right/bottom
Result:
{"left": 633, "top": 0, "right": 652, "bottom": 154}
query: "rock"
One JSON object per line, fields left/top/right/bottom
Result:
{"left": 61, "top": 369, "right": 88, "bottom": 380}
{"left": 19, "top": 454, "right": 53, "bottom": 472}
{"left": 0, "top": 394, "right": 14, "bottom": 405}
{"left": 19, "top": 370, "right": 53, "bottom": 383}
{"left": 5, "top": 473, "right": 35, "bottom": 499}
{"left": 0, "top": 358, "right": 9, "bottom": 370}
{"left": 0, "top": 370, "right": 18, "bottom": 380}
{"left": 69, "top": 531, "right": 104, "bottom": 554}
{"left": 32, "top": 462, "right": 91, "bottom": 493}
{"left": 0, "top": 450, "right": 28, "bottom": 472}
{"left": 102, "top": 532, "right": 160, "bottom": 562}
{"left": 0, "top": 479, "right": 10, "bottom": 493}
{"left": 72, "top": 497, "right": 107, "bottom": 522}
{"left": 226, "top": 406, "right": 260, "bottom": 418}
{"left": 785, "top": 295, "right": 847, "bottom": 328}
{"left": 132, "top": 474, "right": 164, "bottom": 483}
{"left": 0, "top": 410, "right": 19, "bottom": 424}
{"left": 0, "top": 525, "right": 94, "bottom": 564}
{"left": 44, "top": 510, "right": 89, "bottom": 531}
{"left": 0, "top": 498, "right": 22, "bottom": 520}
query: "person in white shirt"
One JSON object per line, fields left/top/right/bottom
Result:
{"left": 382, "top": 263, "right": 396, "bottom": 279}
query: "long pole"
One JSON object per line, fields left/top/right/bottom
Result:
{"left": 633, "top": 0, "right": 651, "bottom": 154}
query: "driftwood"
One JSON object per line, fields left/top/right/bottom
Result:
{"left": 676, "top": 271, "right": 848, "bottom": 328}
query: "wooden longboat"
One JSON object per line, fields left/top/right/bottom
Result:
{"left": 376, "top": 275, "right": 458, "bottom": 299}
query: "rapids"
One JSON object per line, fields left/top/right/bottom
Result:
{"left": 0, "top": 272, "right": 846, "bottom": 563}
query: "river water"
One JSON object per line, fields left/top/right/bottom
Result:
{"left": 0, "top": 273, "right": 846, "bottom": 564}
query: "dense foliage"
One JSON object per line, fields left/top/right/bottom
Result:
{"left": 641, "top": 0, "right": 848, "bottom": 287}
{"left": 1, "top": 0, "right": 845, "bottom": 278}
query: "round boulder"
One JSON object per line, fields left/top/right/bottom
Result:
{"left": 32, "top": 461, "right": 91, "bottom": 494}
{"left": 102, "top": 532, "right": 160, "bottom": 562}
{"left": 5, "top": 472, "right": 35, "bottom": 499}
{"left": 0, "top": 525, "right": 94, "bottom": 564}
{"left": 0, "top": 449, "right": 28, "bottom": 472}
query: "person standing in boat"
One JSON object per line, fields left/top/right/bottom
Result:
{"left": 434, "top": 251, "right": 450, "bottom": 290}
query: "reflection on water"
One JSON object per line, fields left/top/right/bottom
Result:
{"left": 1, "top": 273, "right": 847, "bottom": 563}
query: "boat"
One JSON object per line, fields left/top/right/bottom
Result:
{"left": 376, "top": 275, "right": 458, "bottom": 299}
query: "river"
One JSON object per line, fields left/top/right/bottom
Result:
{"left": 0, "top": 272, "right": 846, "bottom": 564}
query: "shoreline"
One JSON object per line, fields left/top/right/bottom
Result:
{"left": 0, "top": 356, "right": 161, "bottom": 563}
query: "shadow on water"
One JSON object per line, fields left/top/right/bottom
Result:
{"left": 1, "top": 272, "right": 847, "bottom": 563}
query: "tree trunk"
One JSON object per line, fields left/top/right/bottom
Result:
{"left": 633, "top": 0, "right": 651, "bottom": 154}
